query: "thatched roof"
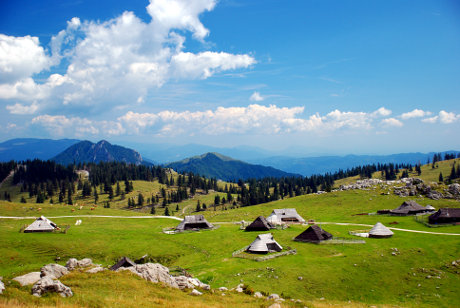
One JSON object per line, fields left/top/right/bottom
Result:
{"left": 24, "top": 216, "right": 57, "bottom": 233}
{"left": 294, "top": 225, "right": 332, "bottom": 243}
{"left": 175, "top": 215, "right": 214, "bottom": 231}
{"left": 390, "top": 200, "right": 428, "bottom": 215}
{"left": 110, "top": 257, "right": 136, "bottom": 271}
{"left": 429, "top": 208, "right": 460, "bottom": 224}
{"left": 245, "top": 216, "right": 274, "bottom": 231}
{"left": 246, "top": 233, "right": 282, "bottom": 254}
{"left": 267, "top": 208, "right": 306, "bottom": 225}
{"left": 369, "top": 222, "right": 394, "bottom": 238}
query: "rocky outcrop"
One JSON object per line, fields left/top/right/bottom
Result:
{"left": 40, "top": 264, "right": 69, "bottom": 279}
{"left": 13, "top": 272, "right": 41, "bottom": 286}
{"left": 449, "top": 183, "right": 460, "bottom": 196}
{"left": 119, "top": 263, "right": 179, "bottom": 289}
{"left": 66, "top": 258, "right": 94, "bottom": 270}
{"left": 427, "top": 191, "right": 443, "bottom": 200}
{"left": 31, "top": 276, "right": 73, "bottom": 297}
{"left": 86, "top": 266, "right": 105, "bottom": 274}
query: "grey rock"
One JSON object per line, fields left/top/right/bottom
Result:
{"left": 77, "top": 258, "right": 93, "bottom": 268}
{"left": 254, "top": 291, "right": 263, "bottom": 298}
{"left": 122, "top": 263, "right": 179, "bottom": 289}
{"left": 13, "top": 272, "right": 41, "bottom": 286}
{"left": 427, "top": 191, "right": 443, "bottom": 200}
{"left": 65, "top": 258, "right": 78, "bottom": 270}
{"left": 31, "top": 276, "right": 73, "bottom": 297}
{"left": 268, "top": 304, "right": 281, "bottom": 308}
{"left": 174, "top": 275, "right": 194, "bottom": 290}
{"left": 235, "top": 287, "right": 244, "bottom": 293}
{"left": 449, "top": 183, "right": 460, "bottom": 195}
{"left": 267, "top": 293, "right": 280, "bottom": 300}
{"left": 41, "top": 264, "right": 69, "bottom": 279}
{"left": 86, "top": 266, "right": 105, "bottom": 274}
{"left": 219, "top": 287, "right": 228, "bottom": 292}
{"left": 190, "top": 289, "right": 202, "bottom": 296}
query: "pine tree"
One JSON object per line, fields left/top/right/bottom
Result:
{"left": 439, "top": 172, "right": 444, "bottom": 182}
{"left": 20, "top": 196, "right": 27, "bottom": 203}
{"left": 150, "top": 205, "right": 156, "bottom": 215}
{"left": 116, "top": 182, "right": 121, "bottom": 196}
{"left": 94, "top": 190, "right": 98, "bottom": 203}
{"left": 164, "top": 206, "right": 170, "bottom": 216}
{"left": 138, "top": 193, "right": 144, "bottom": 206}
{"left": 176, "top": 204, "right": 179, "bottom": 211}
{"left": 196, "top": 200, "right": 201, "bottom": 212}
{"left": 67, "top": 190, "right": 73, "bottom": 205}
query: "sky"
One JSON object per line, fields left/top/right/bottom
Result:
{"left": 0, "top": 0, "right": 459, "bottom": 155}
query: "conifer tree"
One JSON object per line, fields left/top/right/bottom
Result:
{"left": 164, "top": 206, "right": 170, "bottom": 216}
{"left": 439, "top": 172, "right": 444, "bottom": 182}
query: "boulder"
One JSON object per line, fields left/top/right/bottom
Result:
{"left": 122, "top": 263, "right": 179, "bottom": 289}
{"left": 449, "top": 183, "right": 460, "bottom": 196}
{"left": 174, "top": 275, "right": 194, "bottom": 290}
{"left": 86, "top": 266, "right": 105, "bottom": 274}
{"left": 13, "top": 272, "right": 41, "bottom": 286}
{"left": 40, "top": 264, "right": 69, "bottom": 279}
{"left": 219, "top": 287, "right": 228, "bottom": 292}
{"left": 65, "top": 258, "right": 78, "bottom": 270}
{"left": 0, "top": 277, "right": 4, "bottom": 294}
{"left": 77, "top": 258, "right": 93, "bottom": 268}
{"left": 254, "top": 291, "right": 264, "bottom": 298}
{"left": 31, "top": 276, "right": 73, "bottom": 297}
{"left": 268, "top": 304, "right": 281, "bottom": 308}
{"left": 190, "top": 289, "right": 202, "bottom": 296}
{"left": 267, "top": 293, "right": 280, "bottom": 300}
{"left": 427, "top": 191, "right": 443, "bottom": 200}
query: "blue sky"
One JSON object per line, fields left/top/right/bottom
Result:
{"left": 0, "top": 0, "right": 459, "bottom": 155}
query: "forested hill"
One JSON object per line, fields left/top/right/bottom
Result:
{"left": 165, "top": 152, "right": 300, "bottom": 181}
{"left": 52, "top": 140, "right": 145, "bottom": 165}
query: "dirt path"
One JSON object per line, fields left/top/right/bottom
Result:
{"left": 0, "top": 215, "right": 182, "bottom": 221}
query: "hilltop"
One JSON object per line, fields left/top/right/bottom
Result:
{"left": 165, "top": 152, "right": 300, "bottom": 181}
{"left": 52, "top": 140, "right": 145, "bottom": 166}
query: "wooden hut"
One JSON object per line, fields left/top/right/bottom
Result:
{"left": 428, "top": 208, "right": 460, "bottom": 224}
{"left": 110, "top": 257, "right": 136, "bottom": 271}
{"left": 389, "top": 200, "right": 430, "bottom": 216}
{"left": 266, "top": 208, "right": 306, "bottom": 225}
{"left": 294, "top": 225, "right": 332, "bottom": 244}
{"left": 368, "top": 222, "right": 394, "bottom": 238}
{"left": 245, "top": 216, "right": 274, "bottom": 231}
{"left": 24, "top": 216, "right": 57, "bottom": 233}
{"left": 175, "top": 215, "right": 214, "bottom": 231}
{"left": 246, "top": 233, "right": 282, "bottom": 254}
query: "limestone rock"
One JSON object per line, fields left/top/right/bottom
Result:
{"left": 449, "top": 183, "right": 460, "bottom": 196}
{"left": 40, "top": 264, "right": 69, "bottom": 279}
{"left": 86, "top": 266, "right": 105, "bottom": 274}
{"left": 13, "top": 272, "right": 41, "bottom": 286}
{"left": 77, "top": 258, "right": 93, "bottom": 268}
{"left": 427, "top": 191, "right": 443, "bottom": 200}
{"left": 31, "top": 276, "right": 73, "bottom": 297}
{"left": 123, "top": 263, "right": 179, "bottom": 289}
{"left": 0, "top": 277, "right": 4, "bottom": 294}
{"left": 174, "top": 275, "right": 194, "bottom": 289}
{"left": 267, "top": 293, "right": 280, "bottom": 300}
{"left": 65, "top": 258, "right": 78, "bottom": 270}
{"left": 219, "top": 287, "right": 228, "bottom": 292}
{"left": 254, "top": 291, "right": 263, "bottom": 298}
{"left": 268, "top": 303, "right": 281, "bottom": 308}
{"left": 190, "top": 289, "right": 202, "bottom": 296}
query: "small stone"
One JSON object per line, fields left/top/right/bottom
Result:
{"left": 254, "top": 291, "right": 263, "bottom": 298}
{"left": 268, "top": 304, "right": 281, "bottom": 308}
{"left": 319, "top": 297, "right": 325, "bottom": 300}
{"left": 417, "top": 284, "right": 421, "bottom": 287}
{"left": 235, "top": 287, "right": 243, "bottom": 293}
{"left": 86, "top": 266, "right": 105, "bottom": 274}
{"left": 190, "top": 289, "right": 202, "bottom": 296}
{"left": 219, "top": 287, "right": 228, "bottom": 292}
{"left": 426, "top": 275, "right": 432, "bottom": 279}
{"left": 267, "top": 293, "right": 280, "bottom": 300}
{"left": 298, "top": 276, "right": 303, "bottom": 280}
{"left": 0, "top": 278, "right": 4, "bottom": 294}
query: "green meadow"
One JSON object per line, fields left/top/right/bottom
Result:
{"left": 1, "top": 180, "right": 459, "bottom": 307}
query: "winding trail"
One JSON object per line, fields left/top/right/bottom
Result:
{"left": 1, "top": 215, "right": 458, "bottom": 235}
{"left": 0, "top": 215, "right": 182, "bottom": 221}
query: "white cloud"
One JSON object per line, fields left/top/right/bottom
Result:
{"left": 421, "top": 110, "right": 459, "bottom": 124}
{"left": 0, "top": 34, "right": 51, "bottom": 83}
{"left": 6, "top": 102, "right": 39, "bottom": 114}
{"left": 31, "top": 114, "right": 100, "bottom": 137}
{"left": 0, "top": 0, "right": 255, "bottom": 112}
{"left": 373, "top": 107, "right": 392, "bottom": 117}
{"left": 381, "top": 117, "right": 403, "bottom": 127}
{"left": 400, "top": 109, "right": 432, "bottom": 119}
{"left": 249, "top": 91, "right": 264, "bottom": 102}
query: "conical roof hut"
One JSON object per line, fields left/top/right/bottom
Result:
{"left": 294, "top": 225, "right": 332, "bottom": 243}
{"left": 245, "top": 216, "right": 274, "bottom": 231}
{"left": 175, "top": 215, "right": 214, "bottom": 231}
{"left": 368, "top": 222, "right": 394, "bottom": 238}
{"left": 266, "top": 208, "right": 306, "bottom": 225}
{"left": 110, "top": 257, "right": 136, "bottom": 271}
{"left": 24, "top": 216, "right": 57, "bottom": 233}
{"left": 246, "top": 233, "right": 282, "bottom": 254}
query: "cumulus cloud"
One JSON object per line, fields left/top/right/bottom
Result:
{"left": 32, "top": 105, "right": 417, "bottom": 138}
{"left": 249, "top": 91, "right": 264, "bottom": 102}
{"left": 0, "top": 35, "right": 51, "bottom": 83}
{"left": 421, "top": 110, "right": 459, "bottom": 124}
{"left": 400, "top": 109, "right": 432, "bottom": 120}
{"left": 6, "top": 102, "right": 39, "bottom": 115}
{"left": 0, "top": 0, "right": 255, "bottom": 111}
{"left": 373, "top": 107, "right": 392, "bottom": 117}
{"left": 381, "top": 117, "right": 403, "bottom": 127}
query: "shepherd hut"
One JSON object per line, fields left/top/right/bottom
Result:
{"left": 175, "top": 215, "right": 214, "bottom": 231}
{"left": 246, "top": 233, "right": 282, "bottom": 254}
{"left": 294, "top": 225, "right": 332, "bottom": 243}
{"left": 428, "top": 208, "right": 460, "bottom": 224}
{"left": 389, "top": 200, "right": 429, "bottom": 216}
{"left": 24, "top": 216, "right": 57, "bottom": 233}
{"left": 266, "top": 208, "right": 306, "bottom": 225}
{"left": 245, "top": 216, "right": 274, "bottom": 231}
{"left": 110, "top": 257, "right": 136, "bottom": 271}
{"left": 368, "top": 222, "right": 394, "bottom": 238}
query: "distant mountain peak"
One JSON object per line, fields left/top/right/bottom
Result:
{"left": 52, "top": 140, "right": 144, "bottom": 165}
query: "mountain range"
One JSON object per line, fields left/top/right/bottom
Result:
{"left": 0, "top": 138, "right": 80, "bottom": 161}
{"left": 165, "top": 152, "right": 299, "bottom": 181}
